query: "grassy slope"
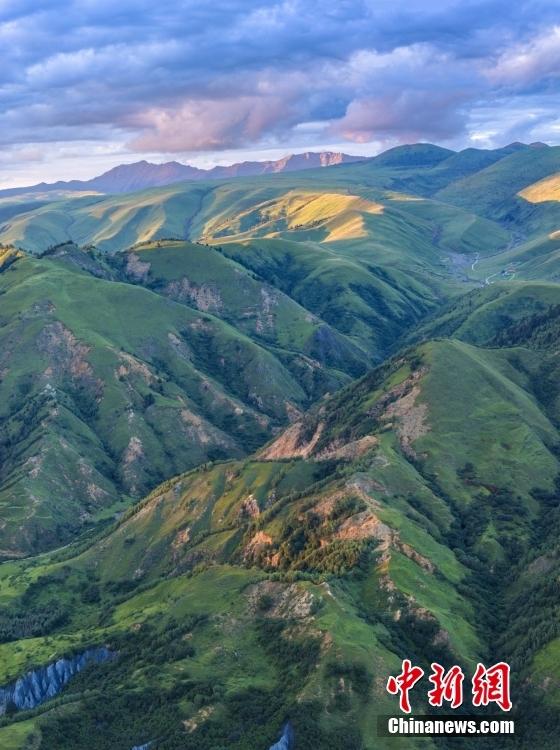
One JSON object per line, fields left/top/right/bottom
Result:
{"left": 0, "top": 185, "right": 209, "bottom": 254}
{"left": 0, "top": 244, "right": 377, "bottom": 556}
{"left": 0, "top": 349, "right": 472, "bottom": 750}
{"left": 402, "top": 286, "right": 560, "bottom": 738}
{"left": 214, "top": 236, "right": 446, "bottom": 359}
{"left": 0, "top": 151, "right": 514, "bottom": 258}
{"left": 5, "top": 145, "right": 560, "bottom": 301}
{"left": 2, "top": 144, "right": 560, "bottom": 747}
{"left": 409, "top": 282, "right": 560, "bottom": 345}
{"left": 0, "top": 172, "right": 515, "bottom": 558}
{"left": 110, "top": 240, "right": 369, "bottom": 372}
{"left": 435, "top": 146, "right": 560, "bottom": 217}
{"left": 1, "top": 326, "right": 560, "bottom": 747}
{"left": 471, "top": 165, "right": 560, "bottom": 282}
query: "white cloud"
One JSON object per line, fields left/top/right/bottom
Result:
{"left": 488, "top": 25, "right": 560, "bottom": 87}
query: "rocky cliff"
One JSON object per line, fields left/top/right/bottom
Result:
{"left": 0, "top": 647, "right": 114, "bottom": 714}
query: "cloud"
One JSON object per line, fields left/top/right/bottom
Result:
{"left": 128, "top": 95, "right": 298, "bottom": 151}
{"left": 0, "top": 0, "right": 559, "bottom": 182}
{"left": 331, "top": 92, "right": 469, "bottom": 143}
{"left": 488, "top": 25, "right": 560, "bottom": 87}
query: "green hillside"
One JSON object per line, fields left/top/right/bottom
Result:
{"left": 2, "top": 143, "right": 560, "bottom": 748}
{"left": 408, "top": 282, "right": 560, "bottom": 344}
{"left": 0, "top": 242, "right": 378, "bottom": 556}
{"left": 0, "top": 144, "right": 520, "bottom": 257}
{"left": 435, "top": 146, "right": 560, "bottom": 212}
{"left": 1, "top": 322, "right": 560, "bottom": 747}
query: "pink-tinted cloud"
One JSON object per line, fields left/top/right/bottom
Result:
{"left": 128, "top": 96, "right": 297, "bottom": 151}
{"left": 331, "top": 91, "right": 468, "bottom": 143}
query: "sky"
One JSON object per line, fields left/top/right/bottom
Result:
{"left": 0, "top": 0, "right": 559, "bottom": 188}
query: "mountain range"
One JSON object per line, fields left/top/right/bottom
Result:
{"left": 0, "top": 140, "right": 559, "bottom": 749}
{"left": 0, "top": 151, "right": 366, "bottom": 198}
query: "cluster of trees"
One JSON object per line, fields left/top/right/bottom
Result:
{"left": 0, "top": 603, "right": 68, "bottom": 643}
{"left": 490, "top": 304, "right": 560, "bottom": 350}
{"left": 34, "top": 606, "right": 359, "bottom": 750}
{"left": 251, "top": 493, "right": 371, "bottom": 575}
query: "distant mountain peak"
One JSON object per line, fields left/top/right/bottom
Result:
{"left": 1, "top": 151, "right": 366, "bottom": 198}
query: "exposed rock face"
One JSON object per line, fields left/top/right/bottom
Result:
{"left": 372, "top": 367, "right": 430, "bottom": 458}
{"left": 239, "top": 494, "right": 260, "bottom": 518}
{"left": 246, "top": 581, "right": 314, "bottom": 620}
{"left": 164, "top": 277, "right": 223, "bottom": 313}
{"left": 244, "top": 530, "right": 273, "bottom": 561}
{"left": 336, "top": 510, "right": 394, "bottom": 545}
{"left": 125, "top": 253, "right": 151, "bottom": 282}
{"left": 259, "top": 421, "right": 324, "bottom": 459}
{"left": 269, "top": 722, "right": 295, "bottom": 750}
{"left": 37, "top": 321, "right": 98, "bottom": 385}
{"left": 315, "top": 434, "right": 378, "bottom": 461}
{"left": 0, "top": 647, "right": 114, "bottom": 714}
{"left": 260, "top": 417, "right": 379, "bottom": 462}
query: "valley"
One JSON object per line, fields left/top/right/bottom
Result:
{"left": 0, "top": 142, "right": 559, "bottom": 748}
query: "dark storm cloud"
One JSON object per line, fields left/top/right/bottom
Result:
{"left": 0, "top": 0, "right": 559, "bottom": 159}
